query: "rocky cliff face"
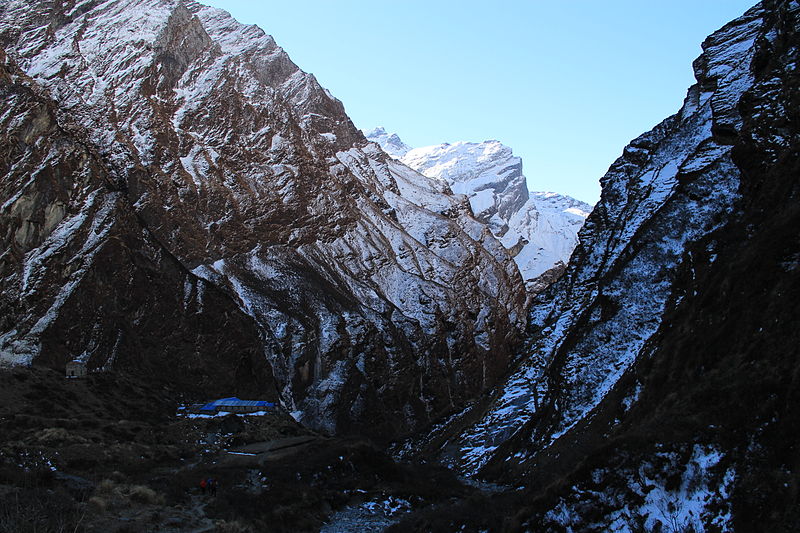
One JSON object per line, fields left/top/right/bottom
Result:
{"left": 0, "top": 46, "right": 274, "bottom": 399}
{"left": 366, "top": 129, "right": 591, "bottom": 292}
{"left": 395, "top": 1, "right": 800, "bottom": 530}
{"left": 0, "top": 0, "right": 526, "bottom": 436}
{"left": 443, "top": 0, "right": 763, "bottom": 475}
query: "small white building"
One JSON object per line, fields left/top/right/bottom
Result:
{"left": 65, "top": 360, "right": 87, "bottom": 379}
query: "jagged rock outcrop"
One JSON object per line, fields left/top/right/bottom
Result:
{"left": 366, "top": 127, "right": 410, "bottom": 160}
{"left": 0, "top": 47, "right": 274, "bottom": 399}
{"left": 365, "top": 129, "right": 591, "bottom": 292}
{"left": 400, "top": 139, "right": 530, "bottom": 227}
{"left": 395, "top": 2, "right": 800, "bottom": 530}
{"left": 0, "top": 0, "right": 526, "bottom": 436}
{"left": 444, "top": 0, "right": 764, "bottom": 475}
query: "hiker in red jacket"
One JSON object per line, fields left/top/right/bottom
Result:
{"left": 199, "top": 478, "right": 207, "bottom": 494}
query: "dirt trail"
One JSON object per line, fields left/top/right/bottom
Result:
{"left": 216, "top": 435, "right": 321, "bottom": 467}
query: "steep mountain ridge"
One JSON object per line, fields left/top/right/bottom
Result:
{"left": 390, "top": 1, "right": 800, "bottom": 530}
{"left": 0, "top": 0, "right": 526, "bottom": 436}
{"left": 366, "top": 129, "right": 591, "bottom": 292}
{"left": 442, "top": 0, "right": 764, "bottom": 476}
{"left": 2, "top": 0, "right": 798, "bottom": 530}
{"left": 508, "top": 3, "right": 800, "bottom": 529}
{"left": 503, "top": 191, "right": 591, "bottom": 292}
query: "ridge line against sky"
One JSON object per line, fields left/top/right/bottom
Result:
{"left": 203, "top": 1, "right": 758, "bottom": 205}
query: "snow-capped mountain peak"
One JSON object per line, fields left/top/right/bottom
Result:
{"left": 363, "top": 127, "right": 411, "bottom": 159}
{"left": 366, "top": 128, "right": 592, "bottom": 291}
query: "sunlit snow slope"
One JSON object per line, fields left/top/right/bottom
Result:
{"left": 366, "top": 128, "right": 591, "bottom": 292}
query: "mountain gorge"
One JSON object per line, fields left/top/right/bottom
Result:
{"left": 393, "top": 1, "right": 800, "bottom": 531}
{"left": 1, "top": 0, "right": 798, "bottom": 531}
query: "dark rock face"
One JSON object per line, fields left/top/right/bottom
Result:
{"left": 0, "top": 0, "right": 526, "bottom": 436}
{"left": 0, "top": 48, "right": 275, "bottom": 399}
{"left": 441, "top": 1, "right": 764, "bottom": 474}
{"left": 510, "top": 4, "right": 800, "bottom": 527}
{"left": 397, "top": 1, "right": 799, "bottom": 530}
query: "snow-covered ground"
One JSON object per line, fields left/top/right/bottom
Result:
{"left": 544, "top": 445, "right": 736, "bottom": 532}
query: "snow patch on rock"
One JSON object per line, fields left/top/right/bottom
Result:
{"left": 365, "top": 129, "right": 591, "bottom": 291}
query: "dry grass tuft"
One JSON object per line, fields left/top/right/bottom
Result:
{"left": 128, "top": 485, "right": 164, "bottom": 505}
{"left": 94, "top": 480, "right": 164, "bottom": 507}
{"left": 96, "top": 479, "right": 116, "bottom": 495}
{"left": 34, "top": 427, "right": 88, "bottom": 445}
{"left": 87, "top": 496, "right": 108, "bottom": 513}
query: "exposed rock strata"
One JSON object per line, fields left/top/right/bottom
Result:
{"left": 0, "top": 0, "right": 526, "bottom": 435}
{"left": 0, "top": 47, "right": 274, "bottom": 398}
{"left": 446, "top": 0, "right": 764, "bottom": 475}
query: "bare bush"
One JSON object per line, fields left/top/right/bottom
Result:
{"left": 87, "top": 496, "right": 107, "bottom": 514}
{"left": 128, "top": 485, "right": 163, "bottom": 505}
{"left": 96, "top": 479, "right": 116, "bottom": 495}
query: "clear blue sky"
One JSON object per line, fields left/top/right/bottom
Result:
{"left": 204, "top": 1, "right": 757, "bottom": 204}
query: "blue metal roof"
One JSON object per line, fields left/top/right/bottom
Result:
{"left": 199, "top": 397, "right": 275, "bottom": 411}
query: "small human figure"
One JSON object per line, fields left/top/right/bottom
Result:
{"left": 200, "top": 478, "right": 207, "bottom": 495}
{"left": 209, "top": 478, "right": 218, "bottom": 496}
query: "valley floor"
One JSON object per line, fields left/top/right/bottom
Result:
{"left": 0, "top": 366, "right": 492, "bottom": 533}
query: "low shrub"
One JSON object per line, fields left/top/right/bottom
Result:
{"left": 96, "top": 479, "right": 116, "bottom": 495}
{"left": 128, "top": 485, "right": 163, "bottom": 505}
{"left": 87, "top": 495, "right": 107, "bottom": 514}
